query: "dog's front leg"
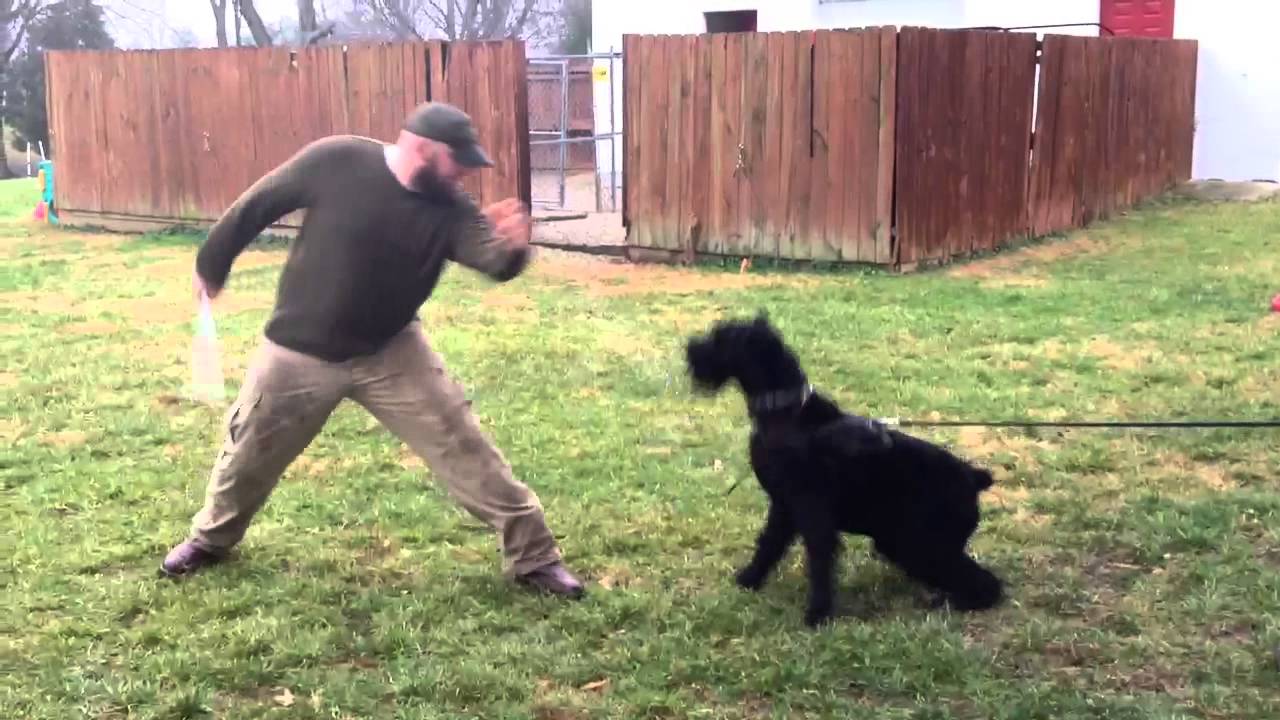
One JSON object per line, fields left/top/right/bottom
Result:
{"left": 794, "top": 497, "right": 840, "bottom": 628}
{"left": 736, "top": 501, "right": 796, "bottom": 591}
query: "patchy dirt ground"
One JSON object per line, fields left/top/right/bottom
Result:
{"left": 947, "top": 236, "right": 1105, "bottom": 284}
{"left": 527, "top": 247, "right": 814, "bottom": 297}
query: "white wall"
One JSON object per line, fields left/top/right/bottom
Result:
{"left": 963, "top": 0, "right": 1097, "bottom": 34}
{"left": 1175, "top": 0, "right": 1280, "bottom": 181}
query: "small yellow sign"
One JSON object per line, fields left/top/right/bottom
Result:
{"left": 592, "top": 65, "right": 609, "bottom": 82}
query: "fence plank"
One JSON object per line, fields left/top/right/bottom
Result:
{"left": 891, "top": 28, "right": 918, "bottom": 264}
{"left": 376, "top": 44, "right": 401, "bottom": 139}
{"left": 678, "top": 34, "right": 699, "bottom": 254}
{"left": 657, "top": 35, "right": 684, "bottom": 249}
{"left": 835, "top": 31, "right": 861, "bottom": 262}
{"left": 67, "top": 53, "right": 105, "bottom": 213}
{"left": 346, "top": 45, "right": 374, "bottom": 138}
{"left": 783, "top": 31, "right": 813, "bottom": 261}
{"left": 962, "top": 30, "right": 987, "bottom": 255}
{"left": 809, "top": 31, "right": 834, "bottom": 261}
{"left": 775, "top": 32, "right": 796, "bottom": 260}
{"left": 856, "top": 30, "right": 881, "bottom": 262}
{"left": 874, "top": 27, "right": 897, "bottom": 265}
{"left": 631, "top": 34, "right": 653, "bottom": 249}
{"left": 638, "top": 36, "right": 670, "bottom": 250}
{"left": 1029, "top": 35, "right": 1062, "bottom": 236}
{"left": 153, "top": 50, "right": 185, "bottom": 218}
{"left": 621, "top": 34, "right": 639, "bottom": 230}
{"left": 825, "top": 32, "right": 852, "bottom": 261}
{"left": 740, "top": 32, "right": 769, "bottom": 257}
{"left": 472, "top": 42, "right": 497, "bottom": 204}
{"left": 489, "top": 42, "right": 510, "bottom": 203}
{"left": 511, "top": 41, "right": 533, "bottom": 208}
{"left": 704, "top": 34, "right": 726, "bottom": 255}
{"left": 723, "top": 32, "right": 750, "bottom": 258}
{"left": 690, "top": 34, "right": 713, "bottom": 255}
{"left": 666, "top": 35, "right": 694, "bottom": 252}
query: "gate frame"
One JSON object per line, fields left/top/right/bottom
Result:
{"left": 527, "top": 50, "right": 623, "bottom": 213}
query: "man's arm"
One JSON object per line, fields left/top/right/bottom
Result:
{"left": 195, "top": 142, "right": 326, "bottom": 293}
{"left": 447, "top": 196, "right": 532, "bottom": 282}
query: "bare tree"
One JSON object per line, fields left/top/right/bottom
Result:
{"left": 224, "top": 0, "right": 328, "bottom": 48}
{"left": 170, "top": 26, "right": 200, "bottom": 48}
{"left": 349, "top": 0, "right": 557, "bottom": 42}
{"left": 237, "top": 0, "right": 272, "bottom": 46}
{"left": 1, "top": 0, "right": 46, "bottom": 67}
{"left": 0, "top": 0, "right": 47, "bottom": 178}
{"left": 208, "top": 0, "right": 228, "bottom": 47}
{"left": 298, "top": 0, "right": 317, "bottom": 34}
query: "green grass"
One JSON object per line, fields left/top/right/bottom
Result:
{"left": 1, "top": 175, "right": 1278, "bottom": 719}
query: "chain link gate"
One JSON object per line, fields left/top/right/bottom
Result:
{"left": 526, "top": 52, "right": 622, "bottom": 213}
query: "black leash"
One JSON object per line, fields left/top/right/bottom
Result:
{"left": 721, "top": 417, "right": 1280, "bottom": 496}
{"left": 879, "top": 418, "right": 1280, "bottom": 429}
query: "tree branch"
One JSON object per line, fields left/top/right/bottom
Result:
{"left": 298, "top": 0, "right": 317, "bottom": 33}
{"left": 421, "top": 0, "right": 449, "bottom": 38}
{"left": 505, "top": 0, "right": 536, "bottom": 39}
{"left": 208, "top": 0, "right": 228, "bottom": 47}
{"left": 459, "top": 0, "right": 479, "bottom": 40}
{"left": 237, "top": 0, "right": 273, "bottom": 46}
{"left": 1, "top": 0, "right": 45, "bottom": 66}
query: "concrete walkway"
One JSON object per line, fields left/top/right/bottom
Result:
{"left": 1174, "top": 180, "right": 1280, "bottom": 203}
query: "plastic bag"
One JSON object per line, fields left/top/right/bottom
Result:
{"left": 190, "top": 293, "right": 226, "bottom": 404}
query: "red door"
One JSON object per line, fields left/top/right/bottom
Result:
{"left": 1100, "top": 0, "right": 1176, "bottom": 38}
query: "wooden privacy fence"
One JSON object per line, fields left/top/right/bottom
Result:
{"left": 624, "top": 28, "right": 896, "bottom": 265}
{"left": 623, "top": 27, "right": 1198, "bottom": 268}
{"left": 1028, "top": 34, "right": 1197, "bottom": 238}
{"left": 44, "top": 40, "right": 531, "bottom": 228}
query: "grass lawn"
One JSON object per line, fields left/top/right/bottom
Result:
{"left": 1, "top": 175, "right": 1278, "bottom": 719}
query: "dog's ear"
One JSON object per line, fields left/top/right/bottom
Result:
{"left": 753, "top": 309, "right": 770, "bottom": 328}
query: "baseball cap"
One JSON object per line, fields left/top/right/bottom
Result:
{"left": 403, "top": 101, "right": 494, "bottom": 168}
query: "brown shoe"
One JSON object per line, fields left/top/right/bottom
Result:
{"left": 517, "top": 561, "right": 585, "bottom": 599}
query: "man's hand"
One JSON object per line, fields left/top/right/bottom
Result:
{"left": 482, "top": 197, "right": 531, "bottom": 250}
{"left": 192, "top": 269, "right": 221, "bottom": 301}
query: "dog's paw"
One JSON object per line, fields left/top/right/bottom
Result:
{"left": 921, "top": 591, "right": 948, "bottom": 610}
{"left": 804, "top": 605, "right": 835, "bottom": 628}
{"left": 734, "top": 565, "right": 767, "bottom": 591}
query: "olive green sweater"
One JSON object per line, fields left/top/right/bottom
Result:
{"left": 195, "top": 135, "right": 529, "bottom": 361}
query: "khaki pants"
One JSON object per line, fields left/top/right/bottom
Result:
{"left": 188, "top": 321, "right": 562, "bottom": 577}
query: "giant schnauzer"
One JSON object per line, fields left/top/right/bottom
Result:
{"left": 685, "top": 313, "right": 1005, "bottom": 627}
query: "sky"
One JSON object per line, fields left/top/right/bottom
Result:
{"left": 102, "top": 0, "right": 309, "bottom": 49}
{"left": 101, "top": 1, "right": 563, "bottom": 54}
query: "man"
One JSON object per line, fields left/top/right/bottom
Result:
{"left": 161, "top": 101, "right": 585, "bottom": 599}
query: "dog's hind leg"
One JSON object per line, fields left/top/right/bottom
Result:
{"left": 881, "top": 541, "right": 1003, "bottom": 612}
{"left": 735, "top": 501, "right": 797, "bottom": 591}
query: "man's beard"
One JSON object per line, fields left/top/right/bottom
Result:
{"left": 409, "top": 156, "right": 455, "bottom": 195}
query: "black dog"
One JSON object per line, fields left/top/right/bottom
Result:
{"left": 685, "top": 313, "right": 1004, "bottom": 627}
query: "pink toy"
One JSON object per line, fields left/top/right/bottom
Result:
{"left": 1271, "top": 294, "right": 1280, "bottom": 313}
{"left": 33, "top": 201, "right": 46, "bottom": 220}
